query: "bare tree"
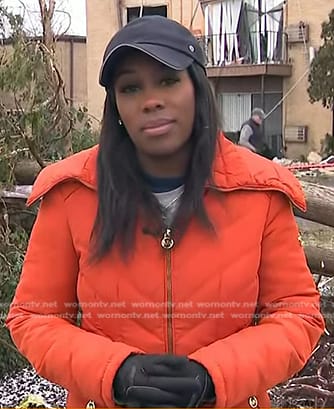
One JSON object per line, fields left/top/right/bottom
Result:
{"left": 37, "top": 0, "right": 73, "bottom": 156}
{"left": 0, "top": 1, "right": 96, "bottom": 185}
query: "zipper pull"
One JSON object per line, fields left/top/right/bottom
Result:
{"left": 161, "top": 228, "right": 174, "bottom": 249}
{"left": 248, "top": 396, "right": 259, "bottom": 408}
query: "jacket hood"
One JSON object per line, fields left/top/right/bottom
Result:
{"left": 26, "top": 134, "right": 306, "bottom": 211}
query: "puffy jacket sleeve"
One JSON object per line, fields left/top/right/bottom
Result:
{"left": 189, "top": 191, "right": 325, "bottom": 407}
{"left": 5, "top": 185, "right": 143, "bottom": 407}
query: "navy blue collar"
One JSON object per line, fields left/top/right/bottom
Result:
{"left": 142, "top": 172, "right": 185, "bottom": 193}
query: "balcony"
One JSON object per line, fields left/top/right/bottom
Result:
{"left": 197, "top": 31, "right": 292, "bottom": 78}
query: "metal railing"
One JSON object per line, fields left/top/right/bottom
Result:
{"left": 197, "top": 31, "right": 288, "bottom": 67}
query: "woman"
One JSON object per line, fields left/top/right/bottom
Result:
{"left": 6, "top": 15, "right": 324, "bottom": 408}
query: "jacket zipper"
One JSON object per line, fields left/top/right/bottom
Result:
{"left": 161, "top": 227, "right": 174, "bottom": 353}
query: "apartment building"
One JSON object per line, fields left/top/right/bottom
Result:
{"left": 86, "top": 0, "right": 333, "bottom": 159}
{"left": 283, "top": 1, "right": 332, "bottom": 158}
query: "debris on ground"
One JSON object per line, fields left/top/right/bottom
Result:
{"left": 269, "top": 334, "right": 334, "bottom": 408}
{"left": 0, "top": 367, "right": 67, "bottom": 408}
{"left": 307, "top": 152, "right": 323, "bottom": 164}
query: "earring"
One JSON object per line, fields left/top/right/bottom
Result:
{"left": 118, "top": 119, "right": 123, "bottom": 126}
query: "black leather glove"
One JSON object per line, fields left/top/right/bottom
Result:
{"left": 112, "top": 353, "right": 215, "bottom": 407}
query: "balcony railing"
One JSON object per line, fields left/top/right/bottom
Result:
{"left": 197, "top": 31, "right": 288, "bottom": 68}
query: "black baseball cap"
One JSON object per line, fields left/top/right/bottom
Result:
{"left": 99, "top": 15, "right": 206, "bottom": 87}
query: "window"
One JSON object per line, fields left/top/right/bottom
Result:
{"left": 217, "top": 93, "right": 251, "bottom": 133}
{"left": 218, "top": 91, "right": 284, "bottom": 156}
{"left": 127, "top": 6, "right": 167, "bottom": 23}
{"left": 203, "top": 0, "right": 285, "bottom": 66}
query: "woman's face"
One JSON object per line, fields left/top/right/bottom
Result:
{"left": 114, "top": 51, "right": 195, "bottom": 160}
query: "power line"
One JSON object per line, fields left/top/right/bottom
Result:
{"left": 189, "top": 0, "right": 200, "bottom": 30}
{"left": 264, "top": 67, "right": 310, "bottom": 119}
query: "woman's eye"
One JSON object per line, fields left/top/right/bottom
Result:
{"left": 161, "top": 78, "right": 180, "bottom": 86}
{"left": 120, "top": 84, "right": 140, "bottom": 94}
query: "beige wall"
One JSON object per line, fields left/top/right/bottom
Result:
{"left": 55, "top": 38, "right": 87, "bottom": 108}
{"left": 86, "top": 0, "right": 204, "bottom": 122}
{"left": 284, "top": 1, "right": 332, "bottom": 159}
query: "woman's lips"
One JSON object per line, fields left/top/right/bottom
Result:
{"left": 142, "top": 120, "right": 175, "bottom": 137}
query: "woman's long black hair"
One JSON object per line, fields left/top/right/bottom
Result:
{"left": 91, "top": 62, "right": 220, "bottom": 261}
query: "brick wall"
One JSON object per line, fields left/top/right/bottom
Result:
{"left": 284, "top": 0, "right": 332, "bottom": 158}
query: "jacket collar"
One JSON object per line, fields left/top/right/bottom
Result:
{"left": 27, "top": 134, "right": 306, "bottom": 211}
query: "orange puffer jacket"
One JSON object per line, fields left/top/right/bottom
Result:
{"left": 6, "top": 135, "right": 324, "bottom": 408}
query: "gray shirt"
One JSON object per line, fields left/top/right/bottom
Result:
{"left": 239, "top": 124, "right": 257, "bottom": 152}
{"left": 153, "top": 185, "right": 184, "bottom": 226}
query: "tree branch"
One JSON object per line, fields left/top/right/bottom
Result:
{"left": 55, "top": 10, "right": 72, "bottom": 38}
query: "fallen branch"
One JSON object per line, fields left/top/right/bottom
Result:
{"left": 304, "top": 246, "right": 334, "bottom": 277}
{"left": 294, "top": 181, "right": 334, "bottom": 228}
{"left": 280, "top": 384, "right": 334, "bottom": 399}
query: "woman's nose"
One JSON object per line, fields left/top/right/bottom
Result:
{"left": 142, "top": 90, "right": 165, "bottom": 112}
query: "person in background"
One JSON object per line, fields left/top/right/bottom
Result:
{"left": 239, "top": 108, "right": 274, "bottom": 159}
{"left": 6, "top": 15, "right": 324, "bottom": 409}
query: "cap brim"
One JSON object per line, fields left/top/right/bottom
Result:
{"left": 99, "top": 44, "right": 193, "bottom": 87}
